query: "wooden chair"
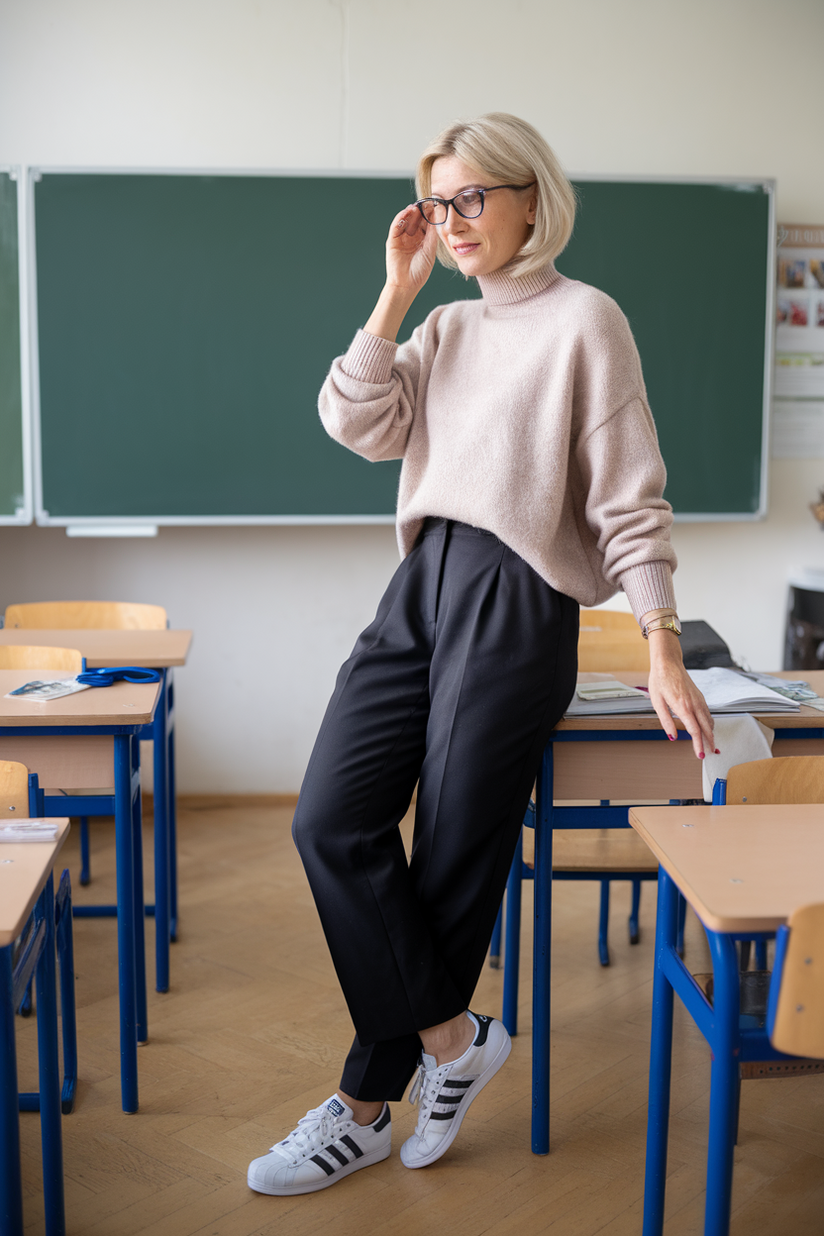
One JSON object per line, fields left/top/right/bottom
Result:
{"left": 4, "top": 601, "right": 167, "bottom": 630}
{"left": 3, "top": 602, "right": 168, "bottom": 888}
{"left": 699, "top": 757, "right": 824, "bottom": 1131}
{"left": 714, "top": 756, "right": 824, "bottom": 971}
{"left": 0, "top": 646, "right": 83, "bottom": 673}
{"left": 1, "top": 760, "right": 78, "bottom": 1115}
{"left": 768, "top": 901, "right": 824, "bottom": 1060}
{"left": 568, "top": 609, "right": 657, "bottom": 961}
{"left": 577, "top": 607, "right": 650, "bottom": 673}
{"left": 0, "top": 647, "right": 90, "bottom": 902}
{"left": 0, "top": 759, "right": 30, "bottom": 816}
{"left": 723, "top": 755, "right": 824, "bottom": 806}
{"left": 491, "top": 611, "right": 661, "bottom": 1019}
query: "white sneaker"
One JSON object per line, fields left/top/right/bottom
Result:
{"left": 400, "top": 1012, "right": 511, "bottom": 1169}
{"left": 247, "top": 1095, "right": 391, "bottom": 1195}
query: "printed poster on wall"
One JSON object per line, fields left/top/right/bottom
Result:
{"left": 772, "top": 223, "right": 824, "bottom": 458}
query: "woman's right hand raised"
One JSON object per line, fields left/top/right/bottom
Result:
{"left": 385, "top": 205, "right": 438, "bottom": 298}
{"left": 364, "top": 205, "right": 439, "bottom": 342}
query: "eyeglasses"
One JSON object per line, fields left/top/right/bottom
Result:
{"left": 415, "top": 182, "right": 536, "bottom": 226}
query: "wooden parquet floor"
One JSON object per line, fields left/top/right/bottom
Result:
{"left": 13, "top": 801, "right": 824, "bottom": 1235}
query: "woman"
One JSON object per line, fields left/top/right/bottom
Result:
{"left": 247, "top": 113, "right": 715, "bottom": 1197}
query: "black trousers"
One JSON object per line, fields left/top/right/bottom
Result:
{"left": 291, "top": 519, "right": 579, "bottom": 1101}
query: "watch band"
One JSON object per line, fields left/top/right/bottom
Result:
{"left": 641, "top": 614, "right": 682, "bottom": 639}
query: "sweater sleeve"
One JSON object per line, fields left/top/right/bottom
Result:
{"left": 317, "top": 325, "right": 426, "bottom": 463}
{"left": 571, "top": 295, "right": 678, "bottom": 622}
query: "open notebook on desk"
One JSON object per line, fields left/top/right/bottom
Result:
{"left": 565, "top": 667, "right": 804, "bottom": 717}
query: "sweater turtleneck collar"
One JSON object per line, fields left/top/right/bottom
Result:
{"left": 476, "top": 263, "right": 559, "bottom": 307}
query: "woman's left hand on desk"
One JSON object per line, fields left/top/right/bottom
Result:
{"left": 646, "top": 629, "right": 716, "bottom": 759}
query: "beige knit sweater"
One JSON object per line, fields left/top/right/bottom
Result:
{"left": 318, "top": 263, "right": 677, "bottom": 622}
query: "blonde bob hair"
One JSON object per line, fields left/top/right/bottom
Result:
{"left": 416, "top": 113, "right": 576, "bottom": 279}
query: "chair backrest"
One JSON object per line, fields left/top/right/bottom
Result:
{"left": 725, "top": 756, "right": 824, "bottom": 805}
{"left": 769, "top": 901, "right": 824, "bottom": 1059}
{"left": 0, "top": 645, "right": 84, "bottom": 673}
{"left": 4, "top": 601, "right": 167, "bottom": 630}
{"left": 0, "top": 759, "right": 30, "bottom": 816}
{"left": 578, "top": 608, "right": 649, "bottom": 672}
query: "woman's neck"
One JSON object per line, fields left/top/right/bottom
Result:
{"left": 476, "top": 263, "right": 558, "bottom": 307}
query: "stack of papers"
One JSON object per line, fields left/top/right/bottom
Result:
{"left": 688, "top": 668, "right": 800, "bottom": 713}
{"left": 0, "top": 819, "right": 61, "bottom": 843}
{"left": 565, "top": 668, "right": 803, "bottom": 717}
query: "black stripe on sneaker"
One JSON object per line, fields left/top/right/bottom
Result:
{"left": 325, "top": 1144, "right": 349, "bottom": 1167}
{"left": 340, "top": 1134, "right": 364, "bottom": 1159}
{"left": 431, "top": 1109, "right": 457, "bottom": 1120}
{"left": 443, "top": 1079, "right": 473, "bottom": 1090}
{"left": 309, "top": 1153, "right": 336, "bottom": 1176}
{"left": 437, "top": 1094, "right": 463, "bottom": 1105}
{"left": 373, "top": 1104, "right": 391, "bottom": 1133}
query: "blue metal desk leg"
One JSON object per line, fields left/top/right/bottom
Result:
{"left": 532, "top": 746, "right": 554, "bottom": 1155}
{"left": 704, "top": 929, "right": 741, "bottom": 1236}
{"left": 34, "top": 876, "right": 65, "bottom": 1236}
{"left": 167, "top": 672, "right": 178, "bottom": 941}
{"left": 152, "top": 669, "right": 171, "bottom": 992}
{"left": 0, "top": 946, "right": 24, "bottom": 1235}
{"left": 114, "top": 733, "right": 140, "bottom": 1112}
{"left": 643, "top": 870, "right": 678, "bottom": 1236}
{"left": 130, "top": 735, "right": 148, "bottom": 1045}
{"left": 501, "top": 830, "right": 523, "bottom": 1037}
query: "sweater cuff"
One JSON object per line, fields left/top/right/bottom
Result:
{"left": 340, "top": 329, "right": 398, "bottom": 384}
{"left": 620, "top": 561, "right": 677, "bottom": 625}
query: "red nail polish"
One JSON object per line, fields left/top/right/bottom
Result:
{"left": 699, "top": 752, "right": 705, "bottom": 759}
{"left": 714, "top": 748, "right": 721, "bottom": 754}
{"left": 668, "top": 734, "right": 676, "bottom": 741}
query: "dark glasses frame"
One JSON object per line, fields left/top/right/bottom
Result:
{"left": 415, "top": 182, "right": 536, "bottom": 225}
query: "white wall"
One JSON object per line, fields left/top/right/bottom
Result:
{"left": 1, "top": 0, "right": 823, "bottom": 792}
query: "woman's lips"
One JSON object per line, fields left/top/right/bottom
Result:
{"left": 452, "top": 243, "right": 480, "bottom": 255}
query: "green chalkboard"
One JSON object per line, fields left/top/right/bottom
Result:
{"left": 0, "top": 171, "right": 25, "bottom": 522}
{"left": 557, "top": 180, "right": 771, "bottom": 516}
{"left": 32, "top": 173, "right": 771, "bottom": 522}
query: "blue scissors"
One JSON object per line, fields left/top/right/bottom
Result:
{"left": 76, "top": 666, "right": 161, "bottom": 687}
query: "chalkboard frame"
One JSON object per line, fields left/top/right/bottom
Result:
{"left": 27, "top": 167, "right": 775, "bottom": 528}
{"left": 0, "top": 167, "right": 32, "bottom": 525}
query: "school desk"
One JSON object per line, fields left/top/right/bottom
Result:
{"left": 628, "top": 802, "right": 824, "bottom": 1236}
{"left": 529, "top": 670, "right": 824, "bottom": 1154}
{"left": 0, "top": 670, "right": 161, "bottom": 1113}
{"left": 1, "top": 819, "right": 70, "bottom": 1236}
{"left": 0, "top": 629, "right": 192, "bottom": 993}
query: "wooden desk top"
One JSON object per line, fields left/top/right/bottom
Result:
{"left": 0, "top": 629, "right": 192, "bottom": 668}
{"left": 559, "top": 670, "right": 824, "bottom": 732}
{"left": 0, "top": 670, "right": 160, "bottom": 728}
{"left": 629, "top": 803, "right": 824, "bottom": 933}
{"left": 0, "top": 819, "right": 70, "bottom": 945}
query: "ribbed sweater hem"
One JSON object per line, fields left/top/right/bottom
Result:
{"left": 343, "top": 330, "right": 398, "bottom": 383}
{"left": 620, "top": 561, "right": 677, "bottom": 622}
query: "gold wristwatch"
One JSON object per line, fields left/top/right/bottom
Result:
{"left": 641, "top": 614, "right": 682, "bottom": 639}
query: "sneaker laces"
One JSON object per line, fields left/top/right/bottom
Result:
{"left": 408, "top": 1059, "right": 444, "bottom": 1131}
{"left": 275, "top": 1105, "right": 338, "bottom": 1164}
